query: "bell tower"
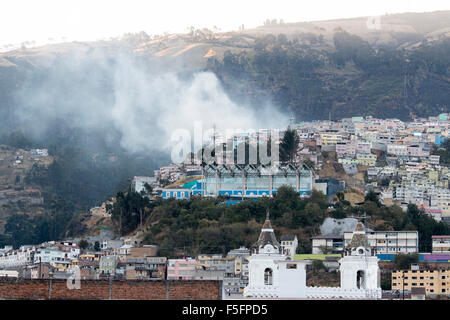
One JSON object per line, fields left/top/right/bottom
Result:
{"left": 250, "top": 209, "right": 281, "bottom": 255}
{"left": 339, "top": 220, "right": 381, "bottom": 291}
{"left": 244, "top": 209, "right": 309, "bottom": 298}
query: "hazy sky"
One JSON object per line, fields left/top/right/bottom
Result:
{"left": 0, "top": 0, "right": 449, "bottom": 47}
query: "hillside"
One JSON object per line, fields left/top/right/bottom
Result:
{"left": 102, "top": 186, "right": 450, "bottom": 258}
{"left": 2, "top": 12, "right": 448, "bottom": 124}
{"left": 0, "top": 11, "right": 449, "bottom": 247}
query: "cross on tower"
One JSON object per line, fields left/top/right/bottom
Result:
{"left": 349, "top": 211, "right": 368, "bottom": 226}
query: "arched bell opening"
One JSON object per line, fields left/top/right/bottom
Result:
{"left": 356, "top": 270, "right": 366, "bottom": 289}
{"left": 264, "top": 268, "right": 273, "bottom": 285}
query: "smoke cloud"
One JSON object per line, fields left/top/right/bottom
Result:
{"left": 14, "top": 51, "right": 289, "bottom": 156}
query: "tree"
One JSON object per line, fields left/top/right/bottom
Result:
{"left": 330, "top": 209, "right": 347, "bottom": 219}
{"left": 94, "top": 241, "right": 101, "bottom": 251}
{"left": 79, "top": 239, "right": 89, "bottom": 250}
{"left": 311, "top": 260, "right": 325, "bottom": 271}
{"left": 275, "top": 185, "right": 299, "bottom": 208}
{"left": 279, "top": 127, "right": 300, "bottom": 164}
{"left": 432, "top": 139, "right": 450, "bottom": 165}
{"left": 144, "top": 182, "right": 153, "bottom": 194}
{"left": 380, "top": 273, "right": 392, "bottom": 290}
{"left": 394, "top": 253, "right": 419, "bottom": 270}
{"left": 303, "top": 158, "right": 315, "bottom": 171}
{"left": 405, "top": 204, "right": 450, "bottom": 252}
{"left": 318, "top": 245, "right": 335, "bottom": 254}
{"left": 365, "top": 190, "right": 381, "bottom": 207}
{"left": 380, "top": 178, "right": 390, "bottom": 187}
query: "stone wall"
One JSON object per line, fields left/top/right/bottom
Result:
{"left": 0, "top": 278, "right": 221, "bottom": 300}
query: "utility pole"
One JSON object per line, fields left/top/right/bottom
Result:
{"left": 402, "top": 270, "right": 405, "bottom": 300}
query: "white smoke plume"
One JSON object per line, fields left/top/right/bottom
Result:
{"left": 14, "top": 52, "right": 289, "bottom": 155}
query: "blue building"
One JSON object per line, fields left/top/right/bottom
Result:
{"left": 435, "top": 135, "right": 445, "bottom": 146}
{"left": 202, "top": 163, "right": 314, "bottom": 199}
{"left": 161, "top": 188, "right": 191, "bottom": 200}
{"left": 161, "top": 163, "right": 315, "bottom": 200}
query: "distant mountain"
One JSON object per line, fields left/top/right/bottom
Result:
{"left": 1, "top": 11, "right": 449, "bottom": 122}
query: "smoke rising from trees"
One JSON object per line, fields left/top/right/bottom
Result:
{"left": 13, "top": 52, "right": 289, "bottom": 156}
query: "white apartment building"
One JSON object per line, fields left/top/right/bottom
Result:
{"left": 157, "top": 165, "right": 179, "bottom": 180}
{"left": 376, "top": 134, "right": 398, "bottom": 146}
{"left": 392, "top": 185, "right": 450, "bottom": 217}
{"left": 0, "top": 245, "right": 36, "bottom": 268}
{"left": 429, "top": 188, "right": 450, "bottom": 216}
{"left": 132, "top": 176, "right": 156, "bottom": 193}
{"left": 33, "top": 248, "right": 71, "bottom": 265}
{"left": 280, "top": 235, "right": 298, "bottom": 258}
{"left": 0, "top": 246, "right": 12, "bottom": 256}
{"left": 344, "top": 230, "right": 418, "bottom": 254}
{"left": 387, "top": 144, "right": 408, "bottom": 156}
{"left": 432, "top": 235, "right": 450, "bottom": 254}
{"left": 311, "top": 235, "right": 344, "bottom": 254}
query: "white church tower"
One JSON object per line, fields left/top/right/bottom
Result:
{"left": 243, "top": 212, "right": 382, "bottom": 299}
{"left": 243, "top": 210, "right": 308, "bottom": 298}
{"left": 339, "top": 222, "right": 381, "bottom": 292}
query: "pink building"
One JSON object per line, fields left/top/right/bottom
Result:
{"left": 356, "top": 140, "right": 372, "bottom": 154}
{"left": 167, "top": 258, "right": 197, "bottom": 280}
{"left": 407, "top": 145, "right": 429, "bottom": 157}
{"left": 336, "top": 141, "right": 355, "bottom": 158}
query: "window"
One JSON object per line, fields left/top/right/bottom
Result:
{"left": 286, "top": 264, "right": 297, "bottom": 269}
{"left": 357, "top": 270, "right": 365, "bottom": 289}
{"left": 264, "top": 268, "right": 273, "bottom": 285}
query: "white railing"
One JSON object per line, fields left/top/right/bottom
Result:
{"left": 243, "top": 285, "right": 280, "bottom": 298}
{"left": 306, "top": 286, "right": 382, "bottom": 299}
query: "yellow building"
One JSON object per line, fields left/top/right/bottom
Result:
{"left": 356, "top": 153, "right": 377, "bottom": 166}
{"left": 51, "top": 260, "right": 72, "bottom": 272}
{"left": 234, "top": 256, "right": 243, "bottom": 276}
{"left": 320, "top": 133, "right": 343, "bottom": 146}
{"left": 392, "top": 269, "right": 450, "bottom": 295}
{"left": 78, "top": 253, "right": 102, "bottom": 262}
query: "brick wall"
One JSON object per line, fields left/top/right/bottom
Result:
{"left": 0, "top": 278, "right": 221, "bottom": 300}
